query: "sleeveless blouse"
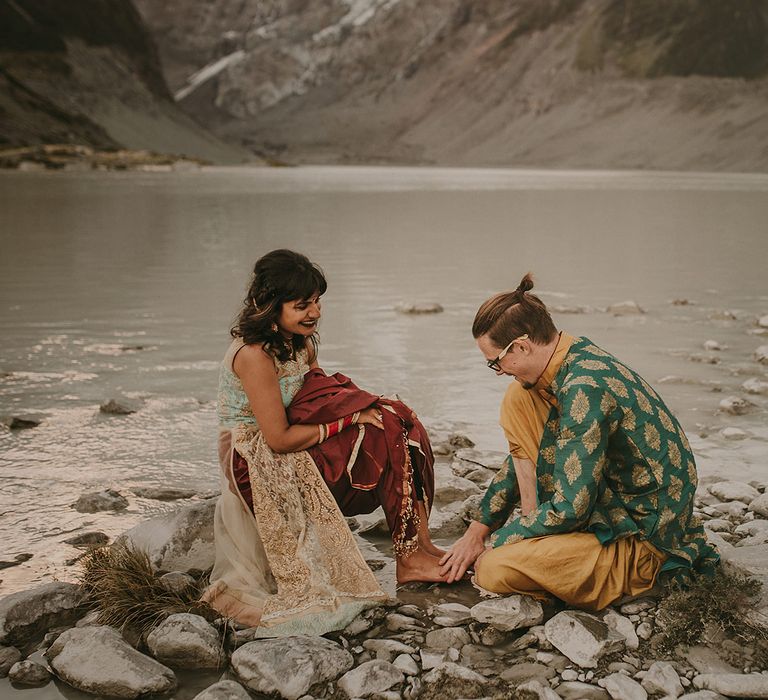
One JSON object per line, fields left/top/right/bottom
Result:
{"left": 217, "top": 339, "right": 310, "bottom": 429}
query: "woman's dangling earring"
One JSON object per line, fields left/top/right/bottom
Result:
{"left": 271, "top": 321, "right": 279, "bottom": 333}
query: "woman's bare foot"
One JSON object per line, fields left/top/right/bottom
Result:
{"left": 416, "top": 501, "right": 447, "bottom": 558}
{"left": 396, "top": 548, "right": 450, "bottom": 584}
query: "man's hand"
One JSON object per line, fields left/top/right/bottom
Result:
{"left": 439, "top": 520, "right": 491, "bottom": 583}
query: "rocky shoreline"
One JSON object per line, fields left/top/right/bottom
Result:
{"left": 1, "top": 430, "right": 767, "bottom": 700}
{"left": 0, "top": 144, "right": 210, "bottom": 172}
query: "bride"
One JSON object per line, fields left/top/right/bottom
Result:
{"left": 204, "top": 249, "right": 446, "bottom": 635}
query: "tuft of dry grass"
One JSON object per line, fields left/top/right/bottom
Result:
{"left": 655, "top": 568, "right": 768, "bottom": 665}
{"left": 79, "top": 541, "right": 216, "bottom": 639}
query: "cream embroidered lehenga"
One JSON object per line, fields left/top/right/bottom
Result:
{"left": 203, "top": 339, "right": 387, "bottom": 635}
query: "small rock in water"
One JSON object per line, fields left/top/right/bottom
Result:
{"left": 754, "top": 345, "right": 768, "bottom": 364}
{"left": 448, "top": 433, "right": 475, "bottom": 449}
{"left": 608, "top": 301, "right": 645, "bottom": 316}
{"left": 720, "top": 427, "right": 748, "bottom": 441}
{"left": 671, "top": 299, "right": 694, "bottom": 306}
{"left": 425, "top": 627, "right": 471, "bottom": 650}
{"left": 8, "top": 660, "right": 51, "bottom": 686}
{"left": 742, "top": 377, "right": 768, "bottom": 395}
{"left": 0, "top": 553, "right": 33, "bottom": 570}
{"left": 703, "top": 340, "right": 725, "bottom": 351}
{"left": 395, "top": 302, "right": 444, "bottom": 314}
{"left": 99, "top": 398, "right": 140, "bottom": 415}
{"left": 63, "top": 532, "right": 110, "bottom": 547}
{"left": 708, "top": 481, "right": 760, "bottom": 504}
{"left": 133, "top": 487, "right": 197, "bottom": 501}
{"left": 0, "top": 416, "right": 41, "bottom": 430}
{"left": 72, "top": 489, "right": 129, "bottom": 513}
{"left": 718, "top": 396, "right": 753, "bottom": 415}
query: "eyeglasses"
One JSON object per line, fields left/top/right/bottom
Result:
{"left": 487, "top": 334, "right": 529, "bottom": 372}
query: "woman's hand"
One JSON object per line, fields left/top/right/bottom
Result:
{"left": 357, "top": 407, "right": 384, "bottom": 430}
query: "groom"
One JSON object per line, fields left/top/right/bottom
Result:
{"left": 440, "top": 275, "right": 718, "bottom": 609}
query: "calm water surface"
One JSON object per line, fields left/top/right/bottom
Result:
{"left": 1, "top": 166, "right": 767, "bottom": 596}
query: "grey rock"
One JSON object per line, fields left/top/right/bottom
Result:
{"left": 556, "top": 680, "right": 611, "bottom": 700}
{"left": 1, "top": 416, "right": 41, "bottom": 430}
{"left": 75, "top": 610, "right": 101, "bottom": 628}
{"left": 434, "top": 475, "right": 480, "bottom": 504}
{"left": 561, "top": 669, "right": 579, "bottom": 681}
{"left": 704, "top": 519, "right": 734, "bottom": 533}
{"left": 419, "top": 649, "right": 446, "bottom": 670}
{"left": 193, "top": 680, "right": 252, "bottom": 700}
{"left": 363, "top": 639, "right": 416, "bottom": 659}
{"left": 425, "top": 627, "right": 471, "bottom": 650}
{"left": 428, "top": 509, "right": 467, "bottom": 538}
{"left": 516, "top": 679, "right": 562, "bottom": 700}
{"left": 231, "top": 636, "right": 352, "bottom": 700}
{"left": 158, "top": 571, "right": 196, "bottom": 594}
{"left": 448, "top": 433, "right": 475, "bottom": 449}
{"left": 432, "top": 602, "right": 472, "bottom": 626}
{"left": 395, "top": 302, "right": 444, "bottom": 314}
{"left": 72, "top": 488, "right": 129, "bottom": 513}
{"left": 721, "top": 427, "right": 749, "bottom": 441}
{"left": 119, "top": 498, "right": 216, "bottom": 571}
{"left": 422, "top": 662, "right": 489, "bottom": 691}
{"left": 681, "top": 692, "right": 728, "bottom": 700}
{"left": 708, "top": 481, "right": 760, "bottom": 504}
{"left": 470, "top": 595, "right": 543, "bottom": 631}
{"left": 602, "top": 610, "right": 639, "bottom": 650}
{"left": 0, "top": 645, "right": 22, "bottom": 676}
{"left": 146, "top": 613, "right": 225, "bottom": 669}
{"left": 641, "top": 661, "right": 683, "bottom": 698}
{"left": 133, "top": 486, "right": 197, "bottom": 500}
{"left": 608, "top": 301, "right": 645, "bottom": 315}
{"left": 8, "top": 660, "right": 50, "bottom": 686}
{"left": 694, "top": 673, "right": 768, "bottom": 698}
{"left": 0, "top": 582, "right": 85, "bottom": 646}
{"left": 63, "top": 531, "right": 110, "bottom": 547}
{"left": 598, "top": 672, "right": 648, "bottom": 700}
{"left": 682, "top": 647, "right": 740, "bottom": 675}
{"left": 338, "top": 660, "right": 404, "bottom": 698}
{"left": 45, "top": 626, "right": 177, "bottom": 699}
{"left": 476, "top": 623, "right": 508, "bottom": 646}
{"left": 99, "top": 398, "right": 140, "bottom": 415}
{"left": 500, "top": 662, "right": 556, "bottom": 685}
{"left": 703, "top": 340, "right": 725, "bottom": 351}
{"left": 754, "top": 345, "right": 768, "bottom": 364}
{"left": 742, "top": 378, "right": 768, "bottom": 395}
{"left": 712, "top": 500, "right": 749, "bottom": 518}
{"left": 619, "top": 599, "right": 656, "bottom": 615}
{"left": 718, "top": 397, "right": 753, "bottom": 416}
{"left": 0, "top": 553, "right": 33, "bottom": 570}
{"left": 544, "top": 611, "right": 624, "bottom": 668}
{"left": 749, "top": 494, "right": 768, "bottom": 518}
{"left": 636, "top": 622, "right": 653, "bottom": 640}
{"left": 393, "top": 653, "right": 418, "bottom": 676}
{"left": 385, "top": 613, "right": 424, "bottom": 632}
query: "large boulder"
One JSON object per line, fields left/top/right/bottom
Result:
{"left": 0, "top": 582, "right": 85, "bottom": 646}
{"left": 470, "top": 595, "right": 543, "bottom": 632}
{"left": 119, "top": 498, "right": 216, "bottom": 571}
{"left": 145, "top": 613, "right": 225, "bottom": 669}
{"left": 231, "top": 636, "right": 353, "bottom": 700}
{"left": 544, "top": 611, "right": 624, "bottom": 668}
{"left": 337, "top": 660, "right": 404, "bottom": 698}
{"left": 45, "top": 626, "right": 177, "bottom": 699}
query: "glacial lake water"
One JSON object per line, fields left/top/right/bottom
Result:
{"left": 1, "top": 165, "right": 767, "bottom": 604}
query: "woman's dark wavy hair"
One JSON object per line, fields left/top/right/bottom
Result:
{"left": 231, "top": 249, "right": 327, "bottom": 361}
{"left": 472, "top": 272, "right": 557, "bottom": 346}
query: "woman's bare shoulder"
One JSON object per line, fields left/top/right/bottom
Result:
{"left": 233, "top": 342, "right": 275, "bottom": 374}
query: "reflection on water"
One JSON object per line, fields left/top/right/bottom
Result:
{"left": 1, "top": 166, "right": 767, "bottom": 594}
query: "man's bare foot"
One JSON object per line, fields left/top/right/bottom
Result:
{"left": 396, "top": 548, "right": 450, "bottom": 584}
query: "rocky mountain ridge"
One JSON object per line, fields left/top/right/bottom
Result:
{"left": 135, "top": 0, "right": 768, "bottom": 170}
{"left": 0, "top": 0, "right": 249, "bottom": 163}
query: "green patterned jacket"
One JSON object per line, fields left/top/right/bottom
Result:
{"left": 478, "top": 336, "right": 719, "bottom": 580}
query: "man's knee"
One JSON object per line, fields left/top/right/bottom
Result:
{"left": 474, "top": 548, "right": 507, "bottom": 592}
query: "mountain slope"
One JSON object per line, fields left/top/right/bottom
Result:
{"left": 135, "top": 0, "right": 768, "bottom": 171}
